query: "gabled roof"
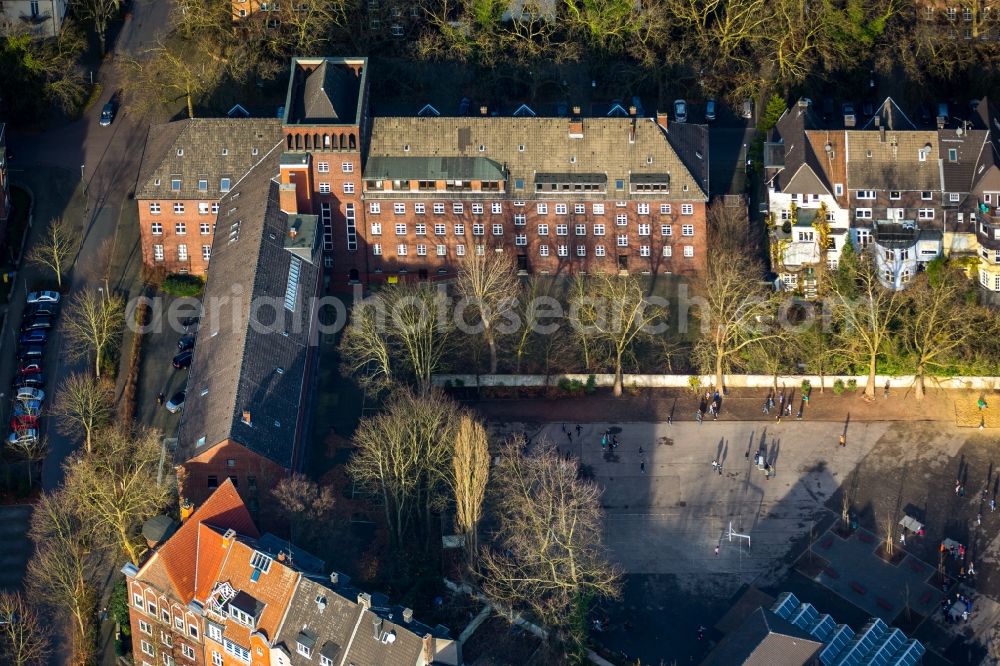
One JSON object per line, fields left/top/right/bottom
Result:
{"left": 134, "top": 479, "right": 258, "bottom": 603}
{"left": 284, "top": 58, "right": 366, "bottom": 126}
{"left": 859, "top": 97, "right": 916, "bottom": 132}
{"left": 767, "top": 102, "right": 818, "bottom": 191}
{"left": 212, "top": 539, "right": 301, "bottom": 642}
{"left": 135, "top": 119, "right": 283, "bottom": 200}
{"left": 781, "top": 164, "right": 830, "bottom": 197}
{"left": 805, "top": 131, "right": 847, "bottom": 207}
{"left": 702, "top": 608, "right": 823, "bottom": 666}
{"left": 176, "top": 148, "right": 320, "bottom": 468}
{"left": 846, "top": 130, "right": 942, "bottom": 192}
{"left": 939, "top": 128, "right": 990, "bottom": 193}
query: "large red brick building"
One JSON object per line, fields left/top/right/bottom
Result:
{"left": 136, "top": 57, "right": 710, "bottom": 287}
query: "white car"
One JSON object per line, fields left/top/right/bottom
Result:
{"left": 26, "top": 291, "right": 60, "bottom": 305}
{"left": 8, "top": 428, "right": 39, "bottom": 445}
{"left": 15, "top": 387, "right": 44, "bottom": 402}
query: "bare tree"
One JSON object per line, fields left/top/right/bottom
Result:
{"left": 26, "top": 217, "right": 79, "bottom": 290}
{"left": 451, "top": 414, "right": 490, "bottom": 568}
{"left": 70, "top": 0, "right": 122, "bottom": 54}
{"left": 271, "top": 473, "right": 336, "bottom": 544}
{"left": 455, "top": 249, "right": 519, "bottom": 373}
{"left": 26, "top": 490, "right": 99, "bottom": 665}
{"left": 118, "top": 39, "right": 223, "bottom": 120}
{"left": 63, "top": 426, "right": 171, "bottom": 566}
{"left": 6, "top": 435, "right": 47, "bottom": 488}
{"left": 340, "top": 284, "right": 452, "bottom": 397}
{"left": 481, "top": 438, "right": 622, "bottom": 655}
{"left": 52, "top": 372, "right": 114, "bottom": 454}
{"left": 348, "top": 391, "right": 458, "bottom": 550}
{"left": 828, "top": 251, "right": 905, "bottom": 400}
{"left": 571, "top": 273, "right": 666, "bottom": 396}
{"left": 0, "top": 591, "right": 50, "bottom": 666}
{"left": 61, "top": 288, "right": 125, "bottom": 378}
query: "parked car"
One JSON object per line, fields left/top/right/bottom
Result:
{"left": 165, "top": 391, "right": 186, "bottom": 414}
{"left": 26, "top": 291, "right": 60, "bottom": 304}
{"left": 12, "top": 374, "right": 45, "bottom": 390}
{"left": 20, "top": 316, "right": 53, "bottom": 332}
{"left": 862, "top": 100, "right": 875, "bottom": 117}
{"left": 177, "top": 335, "right": 196, "bottom": 351}
{"left": 18, "top": 330, "right": 48, "bottom": 346}
{"left": 11, "top": 414, "right": 39, "bottom": 430}
{"left": 99, "top": 101, "right": 115, "bottom": 127}
{"left": 172, "top": 350, "right": 193, "bottom": 369}
{"left": 843, "top": 103, "right": 856, "bottom": 127}
{"left": 16, "top": 346, "right": 45, "bottom": 362}
{"left": 937, "top": 102, "right": 949, "bottom": 120}
{"left": 14, "top": 400, "right": 42, "bottom": 416}
{"left": 742, "top": 98, "right": 754, "bottom": 120}
{"left": 17, "top": 361, "right": 42, "bottom": 376}
{"left": 15, "top": 387, "right": 44, "bottom": 402}
{"left": 822, "top": 97, "right": 834, "bottom": 121}
{"left": 181, "top": 315, "right": 200, "bottom": 328}
{"left": 759, "top": 201, "right": 769, "bottom": 214}
{"left": 673, "top": 99, "right": 687, "bottom": 123}
{"left": 8, "top": 429, "right": 39, "bottom": 445}
{"left": 24, "top": 302, "right": 59, "bottom": 319}
{"left": 705, "top": 98, "right": 717, "bottom": 122}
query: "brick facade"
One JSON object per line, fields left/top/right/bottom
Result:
{"left": 138, "top": 198, "right": 218, "bottom": 275}
{"left": 127, "top": 578, "right": 206, "bottom": 666}
{"left": 179, "top": 439, "right": 287, "bottom": 513}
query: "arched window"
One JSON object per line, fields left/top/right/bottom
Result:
{"left": 304, "top": 134, "right": 312, "bottom": 150}
{"left": 339, "top": 133, "right": 346, "bottom": 150}
{"left": 286, "top": 134, "right": 293, "bottom": 150}
{"left": 314, "top": 133, "right": 321, "bottom": 149}
{"left": 294, "top": 133, "right": 302, "bottom": 150}
{"left": 349, "top": 133, "right": 356, "bottom": 150}
{"left": 324, "top": 134, "right": 331, "bottom": 148}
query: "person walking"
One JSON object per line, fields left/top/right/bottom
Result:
{"left": 157, "top": 392, "right": 165, "bottom": 406}
{"left": 839, "top": 434, "right": 846, "bottom": 447}
{"left": 717, "top": 461, "right": 723, "bottom": 476}
{"left": 667, "top": 413, "right": 673, "bottom": 425}
{"left": 695, "top": 410, "right": 703, "bottom": 424}
{"left": 640, "top": 461, "right": 646, "bottom": 474}
{"left": 714, "top": 545, "right": 719, "bottom": 556}
{"left": 576, "top": 424, "right": 582, "bottom": 437}
{"left": 712, "top": 459, "right": 719, "bottom": 473}
{"left": 991, "top": 498, "right": 996, "bottom": 512}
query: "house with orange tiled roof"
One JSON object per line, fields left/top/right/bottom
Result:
{"left": 124, "top": 481, "right": 460, "bottom": 666}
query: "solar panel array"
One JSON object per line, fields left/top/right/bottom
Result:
{"left": 770, "top": 593, "right": 926, "bottom": 666}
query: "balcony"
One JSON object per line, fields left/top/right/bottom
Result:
{"left": 976, "top": 203, "right": 1000, "bottom": 248}
{"left": 873, "top": 220, "right": 919, "bottom": 249}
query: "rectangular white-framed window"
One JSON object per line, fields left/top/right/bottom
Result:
{"left": 316, "top": 182, "right": 330, "bottom": 194}
{"left": 170, "top": 179, "right": 181, "bottom": 191}
{"left": 513, "top": 200, "right": 525, "bottom": 207}
{"left": 617, "top": 234, "right": 628, "bottom": 247}
{"left": 153, "top": 245, "right": 164, "bottom": 262}
{"left": 682, "top": 224, "right": 694, "bottom": 236}
{"left": 416, "top": 244, "right": 427, "bottom": 256}
{"left": 370, "top": 223, "right": 382, "bottom": 235}
{"left": 616, "top": 214, "right": 628, "bottom": 226}
{"left": 593, "top": 224, "right": 605, "bottom": 236}
{"left": 918, "top": 208, "right": 934, "bottom": 220}
{"left": 415, "top": 223, "right": 426, "bottom": 236}
{"left": 555, "top": 203, "right": 568, "bottom": 215}
{"left": 556, "top": 224, "right": 568, "bottom": 236}
{"left": 297, "top": 643, "right": 312, "bottom": 658}
{"left": 434, "top": 223, "right": 446, "bottom": 235}
{"left": 175, "top": 222, "right": 186, "bottom": 235}
{"left": 856, "top": 190, "right": 876, "bottom": 200}
{"left": 574, "top": 204, "right": 586, "bottom": 214}
{"left": 537, "top": 224, "right": 549, "bottom": 236}
{"left": 151, "top": 223, "right": 163, "bottom": 235}
{"left": 436, "top": 244, "right": 446, "bottom": 256}
{"left": 149, "top": 202, "right": 161, "bottom": 215}
{"left": 161, "top": 632, "right": 173, "bottom": 647}
{"left": 181, "top": 644, "right": 195, "bottom": 660}
{"left": 659, "top": 204, "right": 671, "bottom": 215}
{"left": 637, "top": 203, "right": 650, "bottom": 215}
{"left": 134, "top": 593, "right": 144, "bottom": 609}
{"left": 317, "top": 162, "right": 330, "bottom": 173}
{"left": 372, "top": 243, "right": 382, "bottom": 256}
{"left": 514, "top": 214, "right": 527, "bottom": 225}
{"left": 492, "top": 202, "right": 503, "bottom": 214}
{"left": 177, "top": 244, "right": 188, "bottom": 261}
{"left": 798, "top": 230, "right": 815, "bottom": 242}
{"left": 663, "top": 245, "right": 673, "bottom": 257}
{"left": 198, "top": 203, "right": 210, "bottom": 215}
{"left": 454, "top": 223, "right": 465, "bottom": 235}
{"left": 515, "top": 234, "right": 527, "bottom": 246}
{"left": 889, "top": 191, "right": 901, "bottom": 200}
{"left": 921, "top": 191, "right": 933, "bottom": 200}
{"left": 492, "top": 224, "right": 503, "bottom": 236}
{"left": 456, "top": 244, "right": 466, "bottom": 256}
{"left": 220, "top": 178, "right": 231, "bottom": 192}
{"left": 211, "top": 203, "right": 219, "bottom": 214}
{"left": 472, "top": 223, "right": 484, "bottom": 236}
{"left": 681, "top": 204, "right": 694, "bottom": 215}
{"left": 141, "top": 641, "right": 155, "bottom": 657}
{"left": 640, "top": 245, "right": 651, "bottom": 257}
{"left": 834, "top": 184, "right": 844, "bottom": 196}
{"left": 453, "top": 203, "right": 464, "bottom": 214}
{"left": 212, "top": 653, "right": 223, "bottom": 666}
{"left": 575, "top": 224, "right": 586, "bottom": 236}
{"left": 139, "top": 619, "right": 152, "bottom": 635}
{"left": 950, "top": 192, "right": 961, "bottom": 202}
{"left": 173, "top": 203, "right": 184, "bottom": 214}
{"left": 434, "top": 203, "right": 445, "bottom": 214}
{"left": 855, "top": 208, "right": 873, "bottom": 219}
{"left": 342, "top": 182, "right": 355, "bottom": 194}
{"left": 395, "top": 223, "right": 406, "bottom": 235}
{"left": 369, "top": 202, "right": 381, "bottom": 214}
{"left": 397, "top": 244, "right": 407, "bottom": 256}
{"left": 414, "top": 203, "right": 426, "bottom": 214}
{"left": 539, "top": 245, "right": 550, "bottom": 257}
{"left": 661, "top": 224, "right": 672, "bottom": 236}
{"left": 638, "top": 223, "right": 651, "bottom": 236}
{"left": 683, "top": 245, "right": 694, "bottom": 257}
{"left": 593, "top": 203, "right": 605, "bottom": 215}
{"left": 394, "top": 203, "right": 405, "bottom": 214}
{"left": 472, "top": 203, "right": 484, "bottom": 215}
{"left": 557, "top": 245, "right": 568, "bottom": 257}
{"left": 202, "top": 245, "right": 211, "bottom": 261}
{"left": 537, "top": 203, "right": 548, "bottom": 215}
{"left": 576, "top": 245, "right": 586, "bottom": 257}
{"left": 342, "top": 162, "right": 354, "bottom": 173}
{"left": 595, "top": 245, "right": 605, "bottom": 257}
{"left": 200, "top": 223, "right": 210, "bottom": 235}
{"left": 475, "top": 244, "right": 485, "bottom": 256}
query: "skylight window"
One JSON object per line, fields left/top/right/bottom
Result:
{"left": 284, "top": 257, "right": 302, "bottom": 311}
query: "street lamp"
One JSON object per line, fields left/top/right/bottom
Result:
{"left": 80, "top": 164, "right": 86, "bottom": 195}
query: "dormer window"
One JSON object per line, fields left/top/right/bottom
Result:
{"left": 170, "top": 179, "right": 181, "bottom": 191}
{"left": 220, "top": 178, "right": 231, "bottom": 192}
{"left": 249, "top": 550, "right": 272, "bottom": 574}
{"left": 252, "top": 148, "right": 259, "bottom": 156}
{"left": 948, "top": 148, "right": 958, "bottom": 162}
{"left": 198, "top": 179, "right": 208, "bottom": 192}
{"left": 222, "top": 148, "right": 228, "bottom": 156}
{"left": 478, "top": 144, "right": 485, "bottom": 152}
{"left": 177, "top": 148, "right": 184, "bottom": 157}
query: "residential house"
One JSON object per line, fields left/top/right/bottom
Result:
{"left": 135, "top": 119, "right": 284, "bottom": 275}
{"left": 135, "top": 57, "right": 710, "bottom": 287}
{"left": 917, "top": 0, "right": 999, "bottom": 41}
{"left": 0, "top": 123, "right": 9, "bottom": 230}
{"left": 175, "top": 145, "right": 322, "bottom": 510}
{"left": 967, "top": 96, "right": 1000, "bottom": 292}
{"left": 0, "top": 0, "right": 69, "bottom": 37}
{"left": 124, "top": 480, "right": 459, "bottom": 666}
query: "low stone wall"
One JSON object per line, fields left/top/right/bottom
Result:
{"left": 433, "top": 373, "right": 1000, "bottom": 391}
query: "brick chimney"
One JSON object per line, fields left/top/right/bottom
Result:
{"left": 569, "top": 106, "right": 583, "bottom": 139}
{"left": 422, "top": 634, "right": 434, "bottom": 663}
{"left": 656, "top": 111, "right": 668, "bottom": 132}
{"left": 279, "top": 182, "right": 298, "bottom": 215}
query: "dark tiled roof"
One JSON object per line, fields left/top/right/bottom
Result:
{"left": 176, "top": 148, "right": 320, "bottom": 469}
{"left": 665, "top": 122, "right": 710, "bottom": 196}
{"left": 768, "top": 103, "right": 817, "bottom": 191}
{"left": 846, "top": 130, "right": 942, "bottom": 191}
{"left": 859, "top": 98, "right": 917, "bottom": 131}
{"left": 368, "top": 117, "right": 707, "bottom": 200}
{"left": 366, "top": 155, "right": 505, "bottom": 181}
{"left": 286, "top": 58, "right": 365, "bottom": 125}
{"left": 702, "top": 608, "right": 822, "bottom": 666}
{"left": 136, "top": 118, "right": 283, "bottom": 200}
{"left": 939, "top": 129, "right": 990, "bottom": 193}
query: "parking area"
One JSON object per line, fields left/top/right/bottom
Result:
{"left": 134, "top": 295, "right": 199, "bottom": 436}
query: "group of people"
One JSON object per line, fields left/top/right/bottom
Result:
{"left": 941, "top": 592, "right": 974, "bottom": 624}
